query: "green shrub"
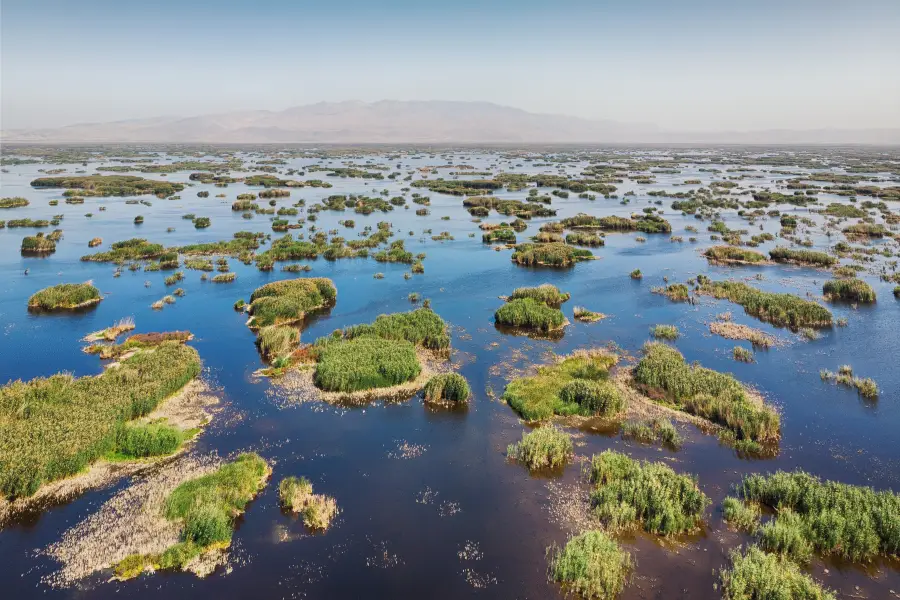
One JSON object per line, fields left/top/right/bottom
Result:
{"left": 28, "top": 282, "right": 101, "bottom": 310}
{"left": 548, "top": 530, "right": 632, "bottom": 600}
{"left": 423, "top": 373, "right": 470, "bottom": 403}
{"left": 822, "top": 278, "right": 876, "bottom": 303}
{"left": 589, "top": 450, "right": 709, "bottom": 535}
{"left": 503, "top": 351, "right": 620, "bottom": 420}
{"left": 495, "top": 298, "right": 565, "bottom": 332}
{"left": 719, "top": 546, "right": 835, "bottom": 600}
{"left": 507, "top": 425, "right": 573, "bottom": 470}
{"left": 314, "top": 337, "right": 420, "bottom": 392}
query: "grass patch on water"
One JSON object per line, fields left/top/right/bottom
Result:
{"left": 495, "top": 298, "right": 566, "bottom": 332}
{"left": 769, "top": 247, "right": 836, "bottom": 267}
{"left": 0, "top": 341, "right": 200, "bottom": 499}
{"left": 508, "top": 284, "right": 570, "bottom": 307}
{"left": 323, "top": 308, "right": 449, "bottom": 351}
{"left": 114, "top": 453, "right": 269, "bottom": 577}
{"left": 423, "top": 373, "right": 470, "bottom": 404}
{"left": 633, "top": 342, "right": 779, "bottom": 444}
{"left": 650, "top": 324, "right": 679, "bottom": 340}
{"left": 507, "top": 425, "right": 573, "bottom": 470}
{"left": 589, "top": 450, "right": 709, "bottom": 535}
{"left": 703, "top": 246, "right": 768, "bottom": 264}
{"left": 28, "top": 282, "right": 101, "bottom": 310}
{"left": 736, "top": 470, "right": 900, "bottom": 562}
{"left": 511, "top": 242, "right": 593, "bottom": 267}
{"left": 247, "top": 278, "right": 336, "bottom": 328}
{"left": 548, "top": 530, "right": 632, "bottom": 600}
{"left": 278, "top": 476, "right": 338, "bottom": 530}
{"left": 314, "top": 337, "right": 421, "bottom": 393}
{"left": 719, "top": 546, "right": 836, "bottom": 600}
{"left": 822, "top": 278, "right": 876, "bottom": 303}
{"left": 697, "top": 279, "right": 832, "bottom": 328}
{"left": 503, "top": 351, "right": 621, "bottom": 421}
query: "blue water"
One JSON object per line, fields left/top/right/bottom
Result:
{"left": 1, "top": 150, "right": 898, "bottom": 598}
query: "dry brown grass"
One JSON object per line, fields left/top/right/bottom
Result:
{"left": 709, "top": 321, "right": 778, "bottom": 348}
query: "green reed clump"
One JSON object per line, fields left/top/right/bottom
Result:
{"left": 314, "top": 336, "right": 420, "bottom": 392}
{"left": 769, "top": 247, "right": 836, "bottom": 267}
{"left": 495, "top": 298, "right": 565, "bottom": 332}
{"left": 650, "top": 324, "right": 679, "bottom": 340}
{"left": 697, "top": 280, "right": 832, "bottom": 328}
{"left": 423, "top": 373, "right": 470, "bottom": 404}
{"left": 330, "top": 308, "right": 449, "bottom": 351}
{"left": 114, "top": 422, "right": 185, "bottom": 459}
{"left": 633, "top": 342, "right": 780, "bottom": 443}
{"left": 621, "top": 417, "right": 682, "bottom": 449}
{"left": 757, "top": 509, "right": 814, "bottom": 562}
{"left": 704, "top": 246, "right": 767, "bottom": 264}
{"left": 257, "top": 325, "right": 299, "bottom": 361}
{"left": 822, "top": 278, "right": 876, "bottom": 303}
{"left": 511, "top": 242, "right": 593, "bottom": 267}
{"left": 558, "top": 379, "right": 624, "bottom": 417}
{"left": 504, "top": 351, "right": 620, "bottom": 421}
{"left": 737, "top": 470, "right": 900, "bottom": 562}
{"left": 278, "top": 475, "right": 338, "bottom": 530}
{"left": 565, "top": 232, "right": 605, "bottom": 247}
{"left": 722, "top": 496, "right": 761, "bottom": 532}
{"left": 589, "top": 450, "right": 709, "bottom": 535}
{"left": 719, "top": 546, "right": 836, "bottom": 600}
{"left": 508, "top": 283, "right": 571, "bottom": 307}
{"left": 507, "top": 425, "right": 573, "bottom": 470}
{"left": 843, "top": 222, "right": 889, "bottom": 237}
{"left": 733, "top": 346, "right": 755, "bottom": 363}
{"left": 247, "top": 278, "right": 337, "bottom": 328}
{"left": 548, "top": 530, "right": 632, "bottom": 600}
{"left": 28, "top": 282, "right": 101, "bottom": 310}
{"left": 653, "top": 283, "right": 690, "bottom": 301}
{"left": 0, "top": 341, "right": 200, "bottom": 499}
{"left": 482, "top": 228, "right": 516, "bottom": 244}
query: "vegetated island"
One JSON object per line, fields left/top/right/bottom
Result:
{"left": 0, "top": 334, "right": 216, "bottom": 526}
{"left": 27, "top": 282, "right": 102, "bottom": 311}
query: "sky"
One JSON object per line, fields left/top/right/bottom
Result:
{"left": 2, "top": 0, "right": 899, "bottom": 132}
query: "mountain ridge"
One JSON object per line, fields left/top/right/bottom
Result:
{"left": 3, "top": 100, "right": 897, "bottom": 145}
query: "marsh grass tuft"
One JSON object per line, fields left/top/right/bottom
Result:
{"left": 548, "top": 530, "right": 632, "bottom": 600}
{"left": 719, "top": 546, "right": 836, "bottom": 600}
{"left": 423, "top": 373, "right": 470, "bottom": 404}
{"left": 507, "top": 425, "right": 573, "bottom": 470}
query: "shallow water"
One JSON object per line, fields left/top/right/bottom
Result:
{"left": 1, "top": 149, "right": 898, "bottom": 598}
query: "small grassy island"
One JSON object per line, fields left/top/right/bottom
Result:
{"left": 503, "top": 350, "right": 623, "bottom": 421}
{"left": 0, "top": 197, "right": 29, "bottom": 208}
{"left": 511, "top": 242, "right": 593, "bottom": 267}
{"left": 246, "top": 278, "right": 337, "bottom": 329}
{"left": 495, "top": 285, "right": 568, "bottom": 334}
{"left": 21, "top": 233, "right": 56, "bottom": 255}
{"left": 113, "top": 453, "right": 270, "bottom": 579}
{"left": 633, "top": 342, "right": 780, "bottom": 449}
{"left": 697, "top": 279, "right": 832, "bottom": 328}
{"left": 27, "top": 282, "right": 102, "bottom": 310}
{"left": 703, "top": 245, "right": 768, "bottom": 265}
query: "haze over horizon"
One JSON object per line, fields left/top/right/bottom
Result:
{"left": 2, "top": 0, "right": 898, "bottom": 135}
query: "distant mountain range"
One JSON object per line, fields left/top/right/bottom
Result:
{"left": 3, "top": 100, "right": 898, "bottom": 145}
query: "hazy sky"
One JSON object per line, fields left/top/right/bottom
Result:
{"left": 2, "top": 0, "right": 898, "bottom": 131}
